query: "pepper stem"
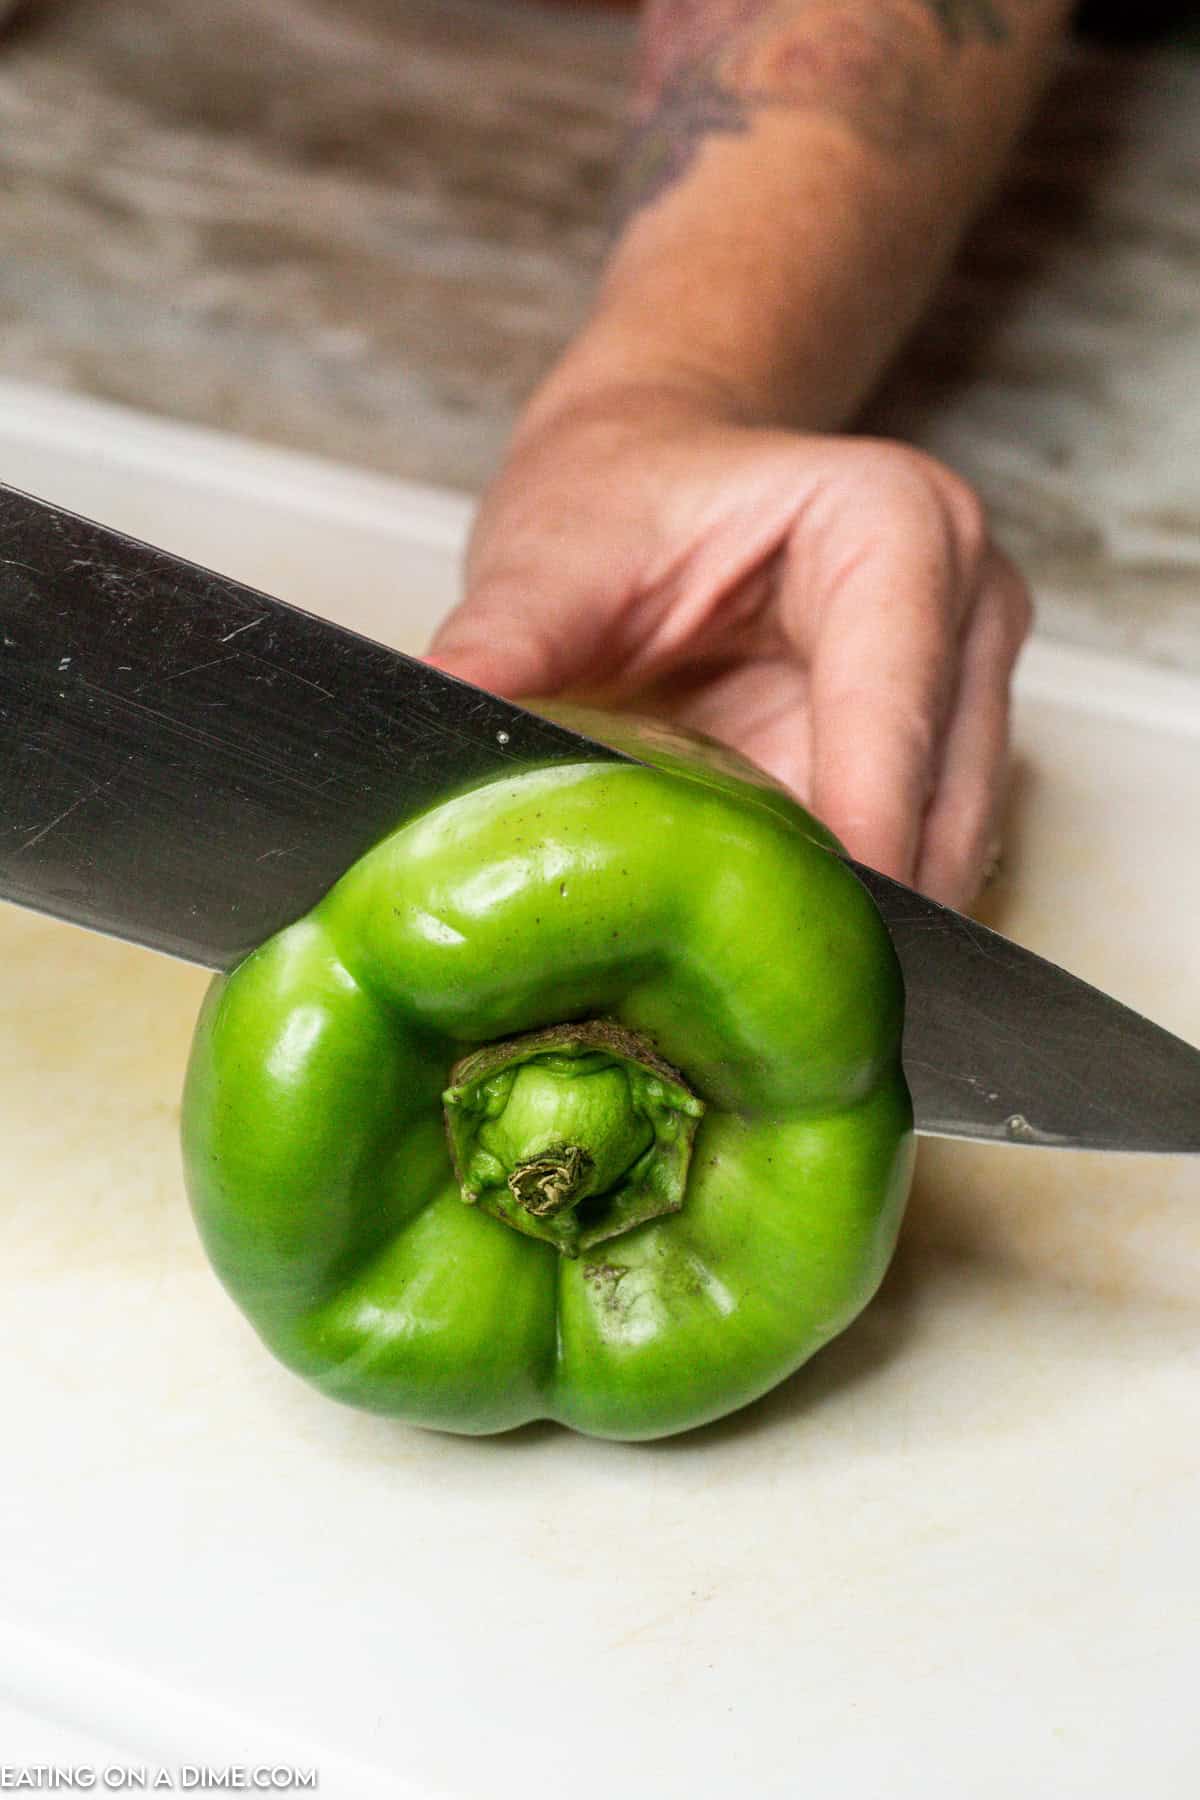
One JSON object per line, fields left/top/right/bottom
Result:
{"left": 443, "top": 1020, "right": 704, "bottom": 1256}
{"left": 509, "top": 1146, "right": 593, "bottom": 1217}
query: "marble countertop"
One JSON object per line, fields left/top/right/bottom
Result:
{"left": 0, "top": 0, "right": 1196, "bottom": 672}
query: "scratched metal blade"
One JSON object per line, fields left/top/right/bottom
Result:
{"left": 3, "top": 485, "right": 1197, "bottom": 1152}
{"left": 0, "top": 482, "right": 626, "bottom": 968}
{"left": 848, "top": 861, "right": 1200, "bottom": 1155}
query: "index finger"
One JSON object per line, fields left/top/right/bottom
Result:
{"left": 783, "top": 509, "right": 969, "bottom": 883}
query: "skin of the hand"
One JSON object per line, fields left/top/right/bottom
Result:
{"left": 427, "top": 381, "right": 1032, "bottom": 909}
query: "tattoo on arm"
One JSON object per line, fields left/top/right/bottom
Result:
{"left": 619, "top": 0, "right": 1016, "bottom": 229}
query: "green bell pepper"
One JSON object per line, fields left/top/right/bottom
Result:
{"left": 182, "top": 710, "right": 914, "bottom": 1440}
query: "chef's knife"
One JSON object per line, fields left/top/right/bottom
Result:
{"left": 2, "top": 482, "right": 1197, "bottom": 1155}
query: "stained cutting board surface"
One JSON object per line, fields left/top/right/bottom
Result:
{"left": 1, "top": 385, "right": 1197, "bottom": 1798}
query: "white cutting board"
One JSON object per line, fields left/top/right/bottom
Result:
{"left": 0, "top": 382, "right": 1198, "bottom": 1799}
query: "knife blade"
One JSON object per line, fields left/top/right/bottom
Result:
{"left": 2, "top": 482, "right": 1198, "bottom": 1154}
{"left": 0, "top": 481, "right": 626, "bottom": 967}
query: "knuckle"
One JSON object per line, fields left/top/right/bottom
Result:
{"left": 930, "top": 468, "right": 989, "bottom": 570}
{"left": 983, "top": 550, "right": 1036, "bottom": 655}
{"left": 842, "top": 441, "right": 990, "bottom": 575}
{"left": 843, "top": 439, "right": 940, "bottom": 504}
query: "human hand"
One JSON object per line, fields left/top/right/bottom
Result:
{"left": 428, "top": 382, "right": 1031, "bottom": 908}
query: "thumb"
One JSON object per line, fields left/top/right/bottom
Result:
{"left": 425, "top": 574, "right": 594, "bottom": 701}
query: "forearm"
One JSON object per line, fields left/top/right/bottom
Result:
{"left": 528, "top": 0, "right": 1073, "bottom": 432}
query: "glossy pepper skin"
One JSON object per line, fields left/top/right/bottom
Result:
{"left": 182, "top": 711, "right": 914, "bottom": 1440}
